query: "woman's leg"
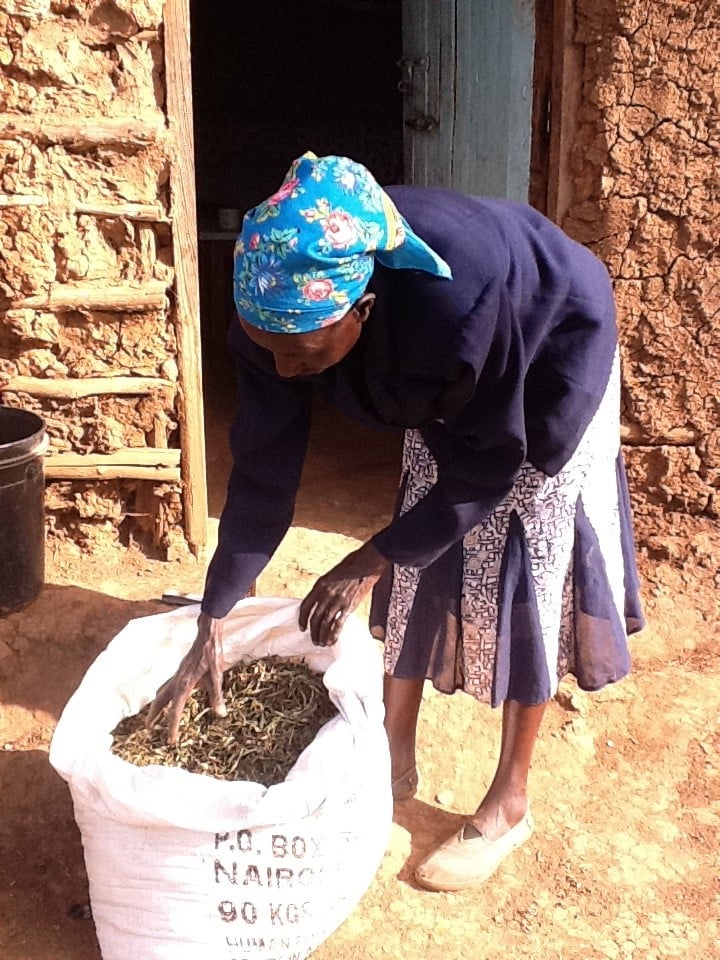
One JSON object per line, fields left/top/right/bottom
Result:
{"left": 383, "top": 677, "right": 546, "bottom": 814}
{"left": 468, "top": 699, "right": 546, "bottom": 840}
{"left": 414, "top": 698, "right": 545, "bottom": 890}
{"left": 383, "top": 673, "right": 424, "bottom": 782}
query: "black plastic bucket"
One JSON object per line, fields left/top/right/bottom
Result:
{"left": 0, "top": 408, "right": 48, "bottom": 612}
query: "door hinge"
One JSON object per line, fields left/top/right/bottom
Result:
{"left": 404, "top": 115, "right": 439, "bottom": 132}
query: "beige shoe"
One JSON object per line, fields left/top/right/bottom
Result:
{"left": 391, "top": 765, "right": 420, "bottom": 801}
{"left": 415, "top": 812, "right": 534, "bottom": 892}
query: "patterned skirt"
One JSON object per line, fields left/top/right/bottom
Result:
{"left": 370, "top": 354, "right": 644, "bottom": 706}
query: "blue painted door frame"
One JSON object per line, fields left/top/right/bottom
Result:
{"left": 402, "top": 0, "right": 536, "bottom": 202}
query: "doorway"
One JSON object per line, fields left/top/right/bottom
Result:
{"left": 189, "top": 0, "right": 405, "bottom": 533}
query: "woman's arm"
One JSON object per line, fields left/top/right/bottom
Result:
{"left": 148, "top": 343, "right": 313, "bottom": 741}
{"left": 201, "top": 340, "right": 314, "bottom": 618}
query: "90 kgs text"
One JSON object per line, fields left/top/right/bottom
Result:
{"left": 218, "top": 899, "right": 312, "bottom": 926}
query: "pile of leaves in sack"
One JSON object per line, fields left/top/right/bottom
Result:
{"left": 111, "top": 657, "right": 337, "bottom": 785}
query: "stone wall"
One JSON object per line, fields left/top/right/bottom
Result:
{"left": 563, "top": 0, "right": 718, "bottom": 581}
{"left": 0, "top": 0, "right": 186, "bottom": 556}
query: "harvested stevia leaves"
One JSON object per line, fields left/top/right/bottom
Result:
{"left": 111, "top": 657, "right": 337, "bottom": 786}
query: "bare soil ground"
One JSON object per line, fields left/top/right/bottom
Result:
{"left": 1, "top": 399, "right": 718, "bottom": 960}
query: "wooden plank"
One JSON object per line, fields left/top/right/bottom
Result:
{"left": 2, "top": 198, "right": 167, "bottom": 223}
{"left": 46, "top": 449, "right": 181, "bottom": 468}
{"left": 620, "top": 424, "right": 698, "bottom": 445}
{"left": 455, "top": 0, "right": 536, "bottom": 199}
{"left": 45, "top": 448, "right": 181, "bottom": 482}
{"left": 1, "top": 376, "right": 175, "bottom": 399}
{"left": 163, "top": 0, "right": 208, "bottom": 556}
{"left": 528, "top": 0, "right": 554, "bottom": 214}
{"left": 75, "top": 201, "right": 169, "bottom": 223}
{"left": 0, "top": 193, "right": 47, "bottom": 208}
{"left": 402, "top": 0, "right": 455, "bottom": 188}
{"left": 402, "top": 0, "right": 536, "bottom": 201}
{"left": 546, "top": 0, "right": 583, "bottom": 225}
{"left": 45, "top": 465, "right": 181, "bottom": 481}
{"left": 15, "top": 280, "right": 168, "bottom": 312}
{"left": 0, "top": 114, "right": 164, "bottom": 148}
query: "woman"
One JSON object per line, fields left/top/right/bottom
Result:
{"left": 149, "top": 152, "right": 643, "bottom": 892}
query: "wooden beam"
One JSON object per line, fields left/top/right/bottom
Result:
{"left": 620, "top": 424, "right": 699, "bottom": 446}
{"left": 0, "top": 197, "right": 167, "bottom": 220}
{"left": 546, "top": 0, "right": 583, "bottom": 225}
{"left": 1, "top": 376, "right": 175, "bottom": 399}
{"left": 75, "top": 201, "right": 170, "bottom": 223}
{"left": 45, "top": 465, "right": 181, "bottom": 481}
{"left": 14, "top": 280, "right": 168, "bottom": 312}
{"left": 46, "top": 449, "right": 180, "bottom": 468}
{"left": 45, "top": 448, "right": 181, "bottom": 481}
{"left": 0, "top": 193, "right": 47, "bottom": 208}
{"left": 528, "top": 0, "right": 554, "bottom": 215}
{"left": 163, "top": 0, "right": 208, "bottom": 556}
{"left": 0, "top": 114, "right": 164, "bottom": 148}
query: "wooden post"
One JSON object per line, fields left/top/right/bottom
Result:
{"left": 163, "top": 0, "right": 208, "bottom": 557}
{"left": 528, "top": 0, "right": 554, "bottom": 215}
{"left": 546, "top": 0, "right": 583, "bottom": 226}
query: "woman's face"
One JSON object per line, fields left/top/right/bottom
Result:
{"left": 238, "top": 294, "right": 375, "bottom": 379}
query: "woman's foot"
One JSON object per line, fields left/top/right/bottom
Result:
{"left": 414, "top": 810, "right": 534, "bottom": 892}
{"left": 414, "top": 698, "right": 544, "bottom": 891}
{"left": 467, "top": 792, "right": 529, "bottom": 841}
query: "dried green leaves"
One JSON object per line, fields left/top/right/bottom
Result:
{"left": 111, "top": 657, "right": 337, "bottom": 786}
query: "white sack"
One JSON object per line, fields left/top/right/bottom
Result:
{"left": 50, "top": 597, "right": 393, "bottom": 960}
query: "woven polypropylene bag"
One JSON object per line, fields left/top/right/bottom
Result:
{"left": 50, "top": 597, "right": 392, "bottom": 960}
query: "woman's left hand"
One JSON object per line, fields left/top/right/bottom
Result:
{"left": 299, "top": 542, "right": 390, "bottom": 647}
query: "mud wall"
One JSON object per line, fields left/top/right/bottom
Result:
{"left": 0, "top": 0, "right": 186, "bottom": 556}
{"left": 563, "top": 1, "right": 718, "bottom": 582}
{"left": 1, "top": 0, "right": 717, "bottom": 577}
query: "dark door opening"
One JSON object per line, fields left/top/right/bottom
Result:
{"left": 190, "top": 0, "right": 405, "bottom": 531}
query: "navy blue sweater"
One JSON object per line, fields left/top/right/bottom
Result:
{"left": 202, "top": 188, "right": 618, "bottom": 618}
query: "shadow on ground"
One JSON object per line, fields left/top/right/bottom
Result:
{"left": 0, "top": 584, "right": 166, "bottom": 720}
{"left": 0, "top": 749, "right": 100, "bottom": 960}
{"left": 0, "top": 585, "right": 167, "bottom": 960}
{"left": 392, "top": 798, "right": 465, "bottom": 886}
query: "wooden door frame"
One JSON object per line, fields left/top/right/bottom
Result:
{"left": 530, "top": 0, "right": 582, "bottom": 224}
{"left": 163, "top": 0, "right": 208, "bottom": 556}
{"left": 159, "top": 0, "right": 581, "bottom": 556}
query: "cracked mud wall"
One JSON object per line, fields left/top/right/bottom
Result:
{"left": 0, "top": 1, "right": 186, "bottom": 556}
{"left": 1, "top": 0, "right": 717, "bottom": 579}
{"left": 563, "top": 1, "right": 718, "bottom": 583}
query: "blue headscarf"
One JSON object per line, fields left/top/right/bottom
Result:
{"left": 233, "top": 152, "right": 452, "bottom": 333}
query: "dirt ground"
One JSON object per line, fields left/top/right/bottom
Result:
{"left": 0, "top": 398, "right": 718, "bottom": 960}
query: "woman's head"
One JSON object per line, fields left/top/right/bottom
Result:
{"left": 240, "top": 292, "right": 376, "bottom": 379}
{"left": 233, "top": 152, "right": 451, "bottom": 340}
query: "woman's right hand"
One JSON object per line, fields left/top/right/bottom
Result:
{"left": 146, "top": 612, "right": 227, "bottom": 745}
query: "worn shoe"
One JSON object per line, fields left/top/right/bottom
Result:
{"left": 414, "top": 811, "right": 534, "bottom": 891}
{"left": 391, "top": 765, "right": 420, "bottom": 801}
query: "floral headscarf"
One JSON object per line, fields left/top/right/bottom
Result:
{"left": 233, "top": 152, "right": 452, "bottom": 333}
